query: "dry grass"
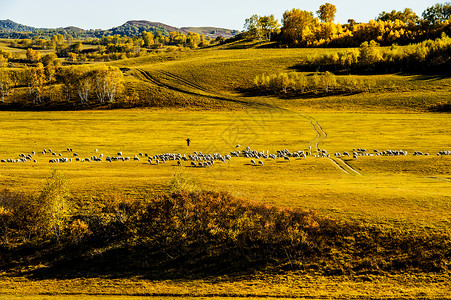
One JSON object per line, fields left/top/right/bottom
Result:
{"left": 0, "top": 273, "right": 450, "bottom": 299}
{"left": 0, "top": 109, "right": 449, "bottom": 233}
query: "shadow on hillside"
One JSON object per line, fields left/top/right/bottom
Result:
{"left": 287, "top": 63, "right": 451, "bottom": 79}
{"left": 401, "top": 73, "right": 451, "bottom": 81}
{"left": 23, "top": 243, "right": 275, "bottom": 281}
{"left": 0, "top": 101, "right": 141, "bottom": 112}
{"left": 236, "top": 87, "right": 362, "bottom": 100}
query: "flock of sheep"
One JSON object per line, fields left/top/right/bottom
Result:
{"left": 0, "top": 146, "right": 450, "bottom": 167}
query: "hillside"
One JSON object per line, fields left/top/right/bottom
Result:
{"left": 104, "top": 20, "right": 189, "bottom": 37}
{"left": 0, "top": 19, "right": 42, "bottom": 32}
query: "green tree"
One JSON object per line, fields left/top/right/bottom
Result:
{"left": 377, "top": 8, "right": 420, "bottom": 24}
{"left": 422, "top": 2, "right": 451, "bottom": 25}
{"left": 245, "top": 15, "right": 281, "bottom": 42}
{"left": 310, "top": 72, "right": 321, "bottom": 90}
{"left": 279, "top": 73, "right": 290, "bottom": 93}
{"left": 244, "top": 14, "right": 262, "bottom": 41}
{"left": 259, "top": 15, "right": 281, "bottom": 41}
{"left": 317, "top": 3, "right": 337, "bottom": 23}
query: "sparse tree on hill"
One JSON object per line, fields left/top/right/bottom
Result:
{"left": 71, "top": 41, "right": 83, "bottom": 53}
{"left": 317, "top": 3, "right": 337, "bottom": 23}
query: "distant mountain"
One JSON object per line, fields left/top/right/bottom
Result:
{"left": 103, "top": 20, "right": 190, "bottom": 37}
{"left": 0, "top": 19, "right": 93, "bottom": 38}
{"left": 0, "top": 19, "right": 239, "bottom": 39}
{"left": 0, "top": 19, "right": 43, "bottom": 32}
{"left": 63, "top": 26, "right": 85, "bottom": 31}
{"left": 181, "top": 27, "right": 240, "bottom": 39}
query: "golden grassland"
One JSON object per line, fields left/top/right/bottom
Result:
{"left": 0, "top": 273, "right": 450, "bottom": 299}
{"left": 0, "top": 109, "right": 449, "bottom": 232}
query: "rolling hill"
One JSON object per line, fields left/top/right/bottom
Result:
{"left": 0, "top": 19, "right": 239, "bottom": 39}
{"left": 0, "top": 19, "right": 43, "bottom": 32}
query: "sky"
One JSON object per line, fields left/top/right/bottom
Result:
{"left": 0, "top": 0, "right": 442, "bottom": 30}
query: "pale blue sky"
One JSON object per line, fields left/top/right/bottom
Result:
{"left": 0, "top": 0, "right": 441, "bottom": 30}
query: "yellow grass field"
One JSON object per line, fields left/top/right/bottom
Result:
{"left": 0, "top": 109, "right": 449, "bottom": 233}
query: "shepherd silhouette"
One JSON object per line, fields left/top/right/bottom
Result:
{"left": 186, "top": 138, "right": 191, "bottom": 146}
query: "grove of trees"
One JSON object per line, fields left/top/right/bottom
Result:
{"left": 304, "top": 33, "right": 451, "bottom": 73}
{"left": 0, "top": 65, "right": 124, "bottom": 106}
{"left": 244, "top": 2, "right": 451, "bottom": 48}
{"left": 253, "top": 71, "right": 377, "bottom": 96}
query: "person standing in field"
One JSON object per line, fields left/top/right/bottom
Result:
{"left": 186, "top": 138, "right": 191, "bottom": 146}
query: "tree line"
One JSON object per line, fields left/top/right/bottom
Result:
{"left": 3, "top": 30, "right": 223, "bottom": 65}
{"left": 303, "top": 32, "right": 451, "bottom": 73}
{"left": 0, "top": 65, "right": 123, "bottom": 106}
{"left": 253, "top": 71, "right": 377, "bottom": 96}
{"left": 244, "top": 2, "right": 451, "bottom": 47}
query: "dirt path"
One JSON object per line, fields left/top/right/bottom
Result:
{"left": 135, "top": 69, "right": 255, "bottom": 107}
{"left": 337, "top": 158, "right": 362, "bottom": 175}
{"left": 328, "top": 157, "right": 350, "bottom": 174}
{"left": 134, "top": 68, "right": 329, "bottom": 156}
